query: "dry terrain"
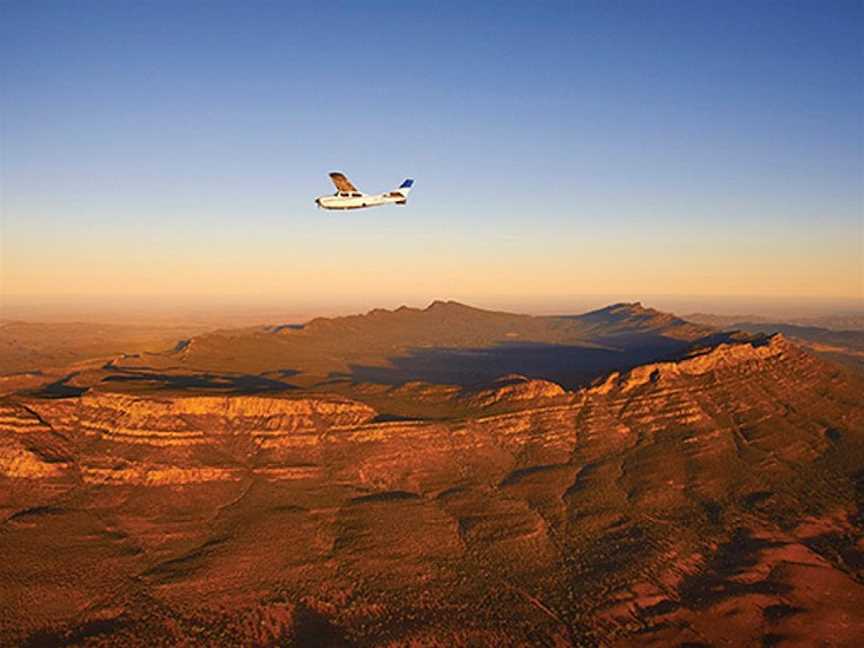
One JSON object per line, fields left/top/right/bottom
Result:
{"left": 1, "top": 302, "right": 863, "bottom": 646}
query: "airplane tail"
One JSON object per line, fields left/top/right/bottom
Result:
{"left": 393, "top": 178, "right": 414, "bottom": 205}
{"left": 390, "top": 178, "right": 414, "bottom": 204}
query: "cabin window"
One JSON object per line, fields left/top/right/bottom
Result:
{"left": 351, "top": 193, "right": 361, "bottom": 197}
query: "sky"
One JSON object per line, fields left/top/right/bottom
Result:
{"left": 1, "top": 1, "right": 862, "bottom": 319}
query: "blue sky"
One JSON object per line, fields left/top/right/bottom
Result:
{"left": 2, "top": 1, "right": 862, "bottom": 315}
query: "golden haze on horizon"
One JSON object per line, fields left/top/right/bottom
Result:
{"left": 2, "top": 220, "right": 861, "bottom": 302}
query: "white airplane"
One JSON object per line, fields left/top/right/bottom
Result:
{"left": 315, "top": 172, "right": 414, "bottom": 210}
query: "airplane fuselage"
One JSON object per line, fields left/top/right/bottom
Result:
{"left": 315, "top": 190, "right": 407, "bottom": 210}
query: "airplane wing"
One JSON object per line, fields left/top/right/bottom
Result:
{"left": 329, "top": 172, "right": 358, "bottom": 192}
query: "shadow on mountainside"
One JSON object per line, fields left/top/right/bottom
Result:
{"left": 99, "top": 369, "right": 299, "bottom": 394}
{"left": 341, "top": 340, "right": 692, "bottom": 389}
{"left": 28, "top": 374, "right": 89, "bottom": 398}
{"left": 339, "top": 330, "right": 762, "bottom": 389}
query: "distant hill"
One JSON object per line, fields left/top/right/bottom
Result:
{"left": 116, "top": 300, "right": 716, "bottom": 388}
{"left": 0, "top": 321, "right": 211, "bottom": 374}
{"left": 687, "top": 312, "right": 864, "bottom": 331}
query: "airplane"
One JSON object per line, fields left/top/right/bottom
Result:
{"left": 315, "top": 172, "right": 414, "bottom": 210}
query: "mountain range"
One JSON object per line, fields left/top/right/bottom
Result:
{"left": 1, "top": 301, "right": 863, "bottom": 646}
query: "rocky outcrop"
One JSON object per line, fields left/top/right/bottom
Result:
{"left": 589, "top": 333, "right": 790, "bottom": 394}
{"left": 0, "top": 402, "right": 72, "bottom": 479}
{"left": 70, "top": 391, "right": 377, "bottom": 442}
{"left": 461, "top": 374, "right": 568, "bottom": 409}
{"left": 2, "top": 391, "right": 376, "bottom": 484}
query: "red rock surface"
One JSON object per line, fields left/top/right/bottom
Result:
{"left": 1, "top": 332, "right": 863, "bottom": 645}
